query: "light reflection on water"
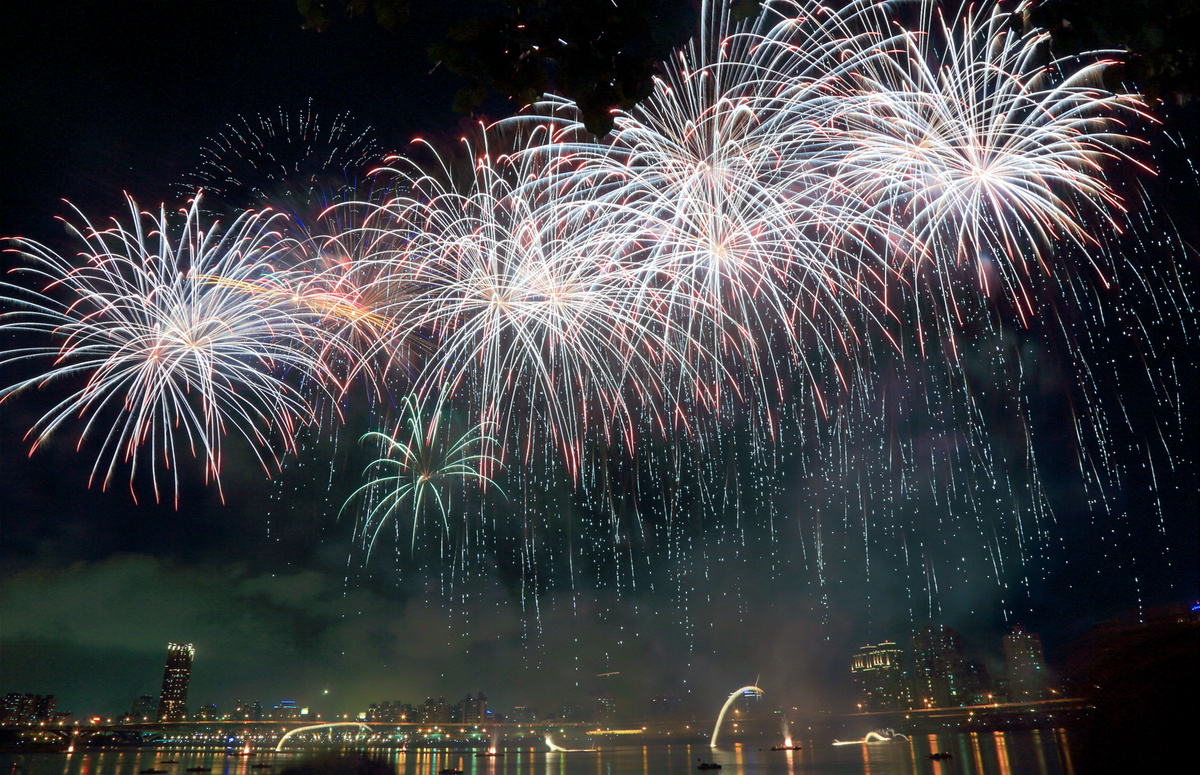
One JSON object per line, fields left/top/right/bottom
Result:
{"left": 1, "top": 731, "right": 1077, "bottom": 775}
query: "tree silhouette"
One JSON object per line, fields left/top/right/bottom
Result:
{"left": 296, "top": 1, "right": 765, "bottom": 135}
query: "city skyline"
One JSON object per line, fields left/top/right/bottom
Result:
{"left": 0, "top": 610, "right": 1156, "bottom": 723}
{"left": 2, "top": 0, "right": 1196, "bottom": 727}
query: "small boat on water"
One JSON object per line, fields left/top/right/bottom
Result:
{"left": 697, "top": 763, "right": 722, "bottom": 770}
{"left": 185, "top": 767, "right": 210, "bottom": 773}
{"left": 928, "top": 752, "right": 953, "bottom": 760}
{"left": 140, "top": 769, "right": 167, "bottom": 774}
{"left": 438, "top": 769, "right": 463, "bottom": 775}
{"left": 250, "top": 764, "right": 272, "bottom": 769}
{"left": 160, "top": 761, "right": 179, "bottom": 765}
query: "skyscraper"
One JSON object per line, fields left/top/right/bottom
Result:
{"left": 911, "top": 625, "right": 967, "bottom": 708}
{"left": 156, "top": 643, "right": 194, "bottom": 722}
{"left": 1003, "top": 626, "right": 1049, "bottom": 701}
{"left": 851, "top": 641, "right": 910, "bottom": 710}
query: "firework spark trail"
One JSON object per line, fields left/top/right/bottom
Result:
{"left": 832, "top": 1, "right": 1154, "bottom": 340}
{"left": 326, "top": 0, "right": 1188, "bottom": 643}
{"left": 0, "top": 2, "right": 1190, "bottom": 632}
{"left": 343, "top": 396, "right": 500, "bottom": 556}
{"left": 355, "top": 132, "right": 722, "bottom": 477}
{"left": 0, "top": 196, "right": 337, "bottom": 504}
{"left": 180, "top": 98, "right": 384, "bottom": 217}
{"left": 502, "top": 1, "right": 906, "bottom": 432}
{"left": 800, "top": 1, "right": 1191, "bottom": 601}
{"left": 2, "top": 0, "right": 1161, "bottom": 503}
{"left": 182, "top": 100, "right": 409, "bottom": 380}
{"left": 472, "top": 0, "right": 1185, "bottom": 625}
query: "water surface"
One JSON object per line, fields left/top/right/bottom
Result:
{"left": 1, "top": 731, "right": 1079, "bottom": 775}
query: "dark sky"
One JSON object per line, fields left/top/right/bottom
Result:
{"left": 1, "top": 1, "right": 1197, "bottom": 724}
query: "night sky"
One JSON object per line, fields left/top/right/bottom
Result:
{"left": 1, "top": 1, "right": 1197, "bottom": 723}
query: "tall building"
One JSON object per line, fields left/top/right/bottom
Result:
{"left": 509, "top": 705, "right": 538, "bottom": 723}
{"left": 851, "top": 641, "right": 909, "bottom": 710}
{"left": 911, "top": 626, "right": 967, "bottom": 708}
{"left": 365, "top": 700, "right": 411, "bottom": 722}
{"left": 269, "top": 701, "right": 305, "bottom": 721}
{"left": 559, "top": 701, "right": 587, "bottom": 721}
{"left": 592, "top": 693, "right": 616, "bottom": 722}
{"left": 156, "top": 643, "right": 195, "bottom": 722}
{"left": 456, "top": 693, "right": 487, "bottom": 723}
{"left": 230, "top": 700, "right": 263, "bottom": 722}
{"left": 420, "top": 697, "right": 451, "bottom": 723}
{"left": 1, "top": 693, "right": 56, "bottom": 725}
{"left": 962, "top": 660, "right": 994, "bottom": 706}
{"left": 734, "top": 687, "right": 764, "bottom": 717}
{"left": 191, "top": 703, "right": 218, "bottom": 721}
{"left": 1003, "top": 626, "right": 1049, "bottom": 701}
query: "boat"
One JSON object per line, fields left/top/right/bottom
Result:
{"left": 697, "top": 763, "right": 722, "bottom": 770}
{"left": 770, "top": 745, "right": 802, "bottom": 751}
{"left": 140, "top": 769, "right": 168, "bottom": 774}
{"left": 250, "top": 765, "right": 272, "bottom": 769}
{"left": 928, "top": 752, "right": 953, "bottom": 760}
{"left": 160, "top": 761, "right": 179, "bottom": 765}
{"left": 185, "top": 768, "right": 211, "bottom": 773}
{"left": 439, "top": 769, "right": 463, "bottom": 775}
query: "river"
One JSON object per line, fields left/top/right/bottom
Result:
{"left": 1, "top": 731, "right": 1081, "bottom": 775}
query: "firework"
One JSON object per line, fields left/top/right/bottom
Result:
{"left": 0, "top": 2, "right": 1189, "bottom": 640}
{"left": 0, "top": 196, "right": 332, "bottom": 503}
{"left": 494, "top": 1, "right": 921, "bottom": 436}
{"left": 833, "top": 0, "right": 1150, "bottom": 330}
{"left": 358, "top": 130, "right": 696, "bottom": 475}
{"left": 223, "top": 202, "right": 428, "bottom": 397}
{"left": 181, "top": 99, "right": 384, "bottom": 216}
{"left": 344, "top": 397, "right": 501, "bottom": 556}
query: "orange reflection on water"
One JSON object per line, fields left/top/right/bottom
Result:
{"left": 994, "top": 731, "right": 1013, "bottom": 775}
{"left": 1031, "top": 730, "right": 1051, "bottom": 774}
{"left": 858, "top": 738, "right": 885, "bottom": 775}
{"left": 1055, "top": 728, "right": 1075, "bottom": 775}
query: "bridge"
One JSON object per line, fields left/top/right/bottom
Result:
{"left": 0, "top": 720, "right": 596, "bottom": 751}
{"left": 0, "top": 721, "right": 384, "bottom": 750}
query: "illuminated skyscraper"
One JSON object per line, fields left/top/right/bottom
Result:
{"left": 156, "top": 643, "right": 194, "bottom": 722}
{"left": 851, "top": 641, "right": 910, "bottom": 710}
{"left": 1003, "top": 626, "right": 1049, "bottom": 701}
{"left": 911, "top": 626, "right": 966, "bottom": 708}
